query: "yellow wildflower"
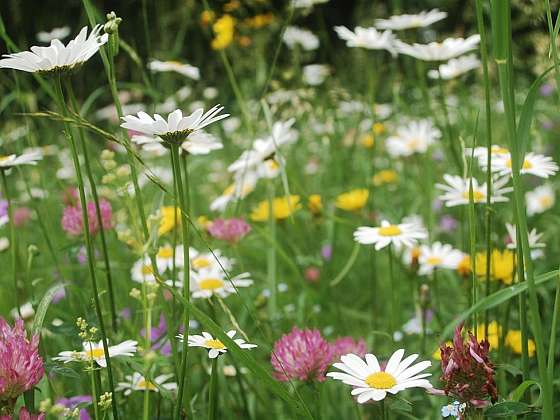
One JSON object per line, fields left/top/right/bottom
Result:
{"left": 456, "top": 255, "right": 471, "bottom": 277}
{"left": 197, "top": 215, "right": 212, "bottom": 230}
{"left": 335, "top": 189, "right": 369, "bottom": 212}
{"left": 505, "top": 330, "right": 536, "bottom": 357}
{"left": 250, "top": 195, "right": 301, "bottom": 222}
{"left": 475, "top": 249, "right": 515, "bottom": 285}
{"left": 158, "top": 206, "right": 181, "bottom": 236}
{"left": 223, "top": 0, "right": 241, "bottom": 12}
{"left": 244, "top": 13, "right": 274, "bottom": 29}
{"left": 308, "top": 194, "right": 323, "bottom": 215}
{"left": 475, "top": 321, "right": 501, "bottom": 350}
{"left": 211, "top": 15, "right": 235, "bottom": 50}
{"left": 372, "top": 122, "right": 385, "bottom": 135}
{"left": 373, "top": 169, "right": 398, "bottom": 186}
{"left": 200, "top": 10, "right": 215, "bottom": 26}
{"left": 432, "top": 341, "right": 452, "bottom": 360}
{"left": 360, "top": 134, "right": 374, "bottom": 149}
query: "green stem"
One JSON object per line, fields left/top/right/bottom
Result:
{"left": 171, "top": 145, "right": 191, "bottom": 420}
{"left": 65, "top": 81, "right": 118, "bottom": 332}
{"left": 208, "top": 357, "right": 219, "bottom": 420}
{"left": 1, "top": 170, "right": 19, "bottom": 317}
{"left": 53, "top": 76, "right": 119, "bottom": 420}
{"left": 547, "top": 270, "right": 560, "bottom": 389}
{"left": 267, "top": 182, "right": 277, "bottom": 323}
{"left": 388, "top": 244, "right": 397, "bottom": 335}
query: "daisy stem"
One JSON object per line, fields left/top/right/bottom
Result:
{"left": 208, "top": 357, "right": 219, "bottom": 420}
{"left": 474, "top": 0, "right": 494, "bottom": 337}
{"left": 515, "top": 232, "right": 530, "bottom": 380}
{"left": 170, "top": 144, "right": 191, "bottom": 420}
{"left": 388, "top": 244, "right": 397, "bottom": 335}
{"left": 436, "top": 73, "right": 461, "bottom": 172}
{"left": 547, "top": 269, "right": 560, "bottom": 388}
{"left": 65, "top": 80, "right": 118, "bottom": 333}
{"left": 143, "top": 283, "right": 152, "bottom": 420}
{"left": 491, "top": 2, "right": 553, "bottom": 417}
{"left": 89, "top": 361, "right": 100, "bottom": 420}
{"left": 53, "top": 75, "right": 119, "bottom": 420}
{"left": 267, "top": 181, "right": 277, "bottom": 323}
{"left": 1, "top": 170, "right": 20, "bottom": 318}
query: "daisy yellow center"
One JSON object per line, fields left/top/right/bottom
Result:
{"left": 0, "top": 156, "right": 10, "bottom": 162}
{"left": 378, "top": 225, "right": 402, "bottom": 237}
{"left": 137, "top": 379, "right": 157, "bottom": 391}
{"left": 158, "top": 247, "right": 173, "bottom": 259}
{"left": 204, "top": 339, "right": 225, "bottom": 349}
{"left": 167, "top": 60, "right": 182, "bottom": 66}
{"left": 492, "top": 146, "right": 509, "bottom": 154}
{"left": 142, "top": 265, "right": 154, "bottom": 275}
{"left": 199, "top": 277, "right": 224, "bottom": 290}
{"left": 192, "top": 257, "right": 210, "bottom": 269}
{"left": 85, "top": 348, "right": 105, "bottom": 359}
{"left": 426, "top": 256, "right": 443, "bottom": 266}
{"left": 506, "top": 158, "right": 532, "bottom": 170}
{"left": 539, "top": 196, "right": 553, "bottom": 207}
{"left": 462, "top": 190, "right": 484, "bottom": 202}
{"left": 266, "top": 159, "right": 279, "bottom": 170}
{"left": 364, "top": 371, "right": 397, "bottom": 390}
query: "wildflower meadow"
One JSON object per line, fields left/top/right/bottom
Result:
{"left": 2, "top": 0, "right": 560, "bottom": 418}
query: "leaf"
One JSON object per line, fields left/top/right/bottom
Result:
{"left": 516, "top": 66, "right": 555, "bottom": 161}
{"left": 330, "top": 243, "right": 360, "bottom": 286}
{"left": 158, "top": 283, "right": 313, "bottom": 419}
{"left": 31, "top": 283, "right": 66, "bottom": 336}
{"left": 511, "top": 380, "right": 542, "bottom": 406}
{"left": 44, "top": 362, "right": 81, "bottom": 379}
{"left": 485, "top": 401, "right": 532, "bottom": 417}
{"left": 440, "top": 270, "right": 558, "bottom": 340}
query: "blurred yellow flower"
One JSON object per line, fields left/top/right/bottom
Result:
{"left": 244, "top": 13, "right": 274, "bottom": 29}
{"left": 200, "top": 10, "right": 215, "bottom": 26}
{"left": 335, "top": 189, "right": 369, "bottom": 212}
{"left": 360, "top": 134, "right": 374, "bottom": 149}
{"left": 223, "top": 0, "right": 241, "bottom": 12}
{"left": 238, "top": 36, "right": 252, "bottom": 47}
{"left": 372, "top": 122, "right": 385, "bottom": 135}
{"left": 308, "top": 194, "right": 323, "bottom": 215}
{"left": 158, "top": 206, "right": 181, "bottom": 236}
{"left": 373, "top": 169, "right": 398, "bottom": 186}
{"left": 211, "top": 15, "right": 236, "bottom": 50}
{"left": 250, "top": 195, "right": 301, "bottom": 222}
{"left": 432, "top": 341, "right": 452, "bottom": 360}
{"left": 476, "top": 321, "right": 501, "bottom": 350}
{"left": 197, "top": 215, "right": 212, "bottom": 230}
{"left": 505, "top": 330, "right": 536, "bottom": 357}
{"left": 475, "top": 249, "right": 515, "bottom": 285}
{"left": 456, "top": 255, "right": 471, "bottom": 277}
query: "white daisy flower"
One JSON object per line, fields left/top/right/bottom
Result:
{"left": 131, "top": 257, "right": 158, "bottom": 283}
{"left": 292, "top": 0, "right": 329, "bottom": 9}
{"left": 327, "top": 350, "right": 432, "bottom": 403}
{"left": 436, "top": 174, "right": 512, "bottom": 207}
{"left": 505, "top": 223, "right": 545, "bottom": 259}
{"left": 282, "top": 26, "right": 320, "bottom": 51}
{"left": 526, "top": 184, "right": 555, "bottom": 216}
{"left": 489, "top": 152, "right": 559, "bottom": 179}
{"left": 148, "top": 59, "right": 200, "bottom": 80}
{"left": 209, "top": 171, "right": 258, "bottom": 212}
{"left": 54, "top": 340, "right": 138, "bottom": 368}
{"left": 156, "top": 244, "right": 184, "bottom": 272}
{"left": 0, "top": 151, "right": 42, "bottom": 169}
{"left": 386, "top": 119, "right": 441, "bottom": 157}
{"left": 334, "top": 26, "right": 397, "bottom": 55}
{"left": 428, "top": 54, "right": 480, "bottom": 80}
{"left": 120, "top": 106, "right": 229, "bottom": 143}
{"left": 228, "top": 119, "right": 298, "bottom": 173}
{"left": 190, "top": 267, "right": 252, "bottom": 299}
{"left": 10, "top": 302, "right": 35, "bottom": 320}
{"left": 354, "top": 219, "right": 428, "bottom": 251}
{"left": 117, "top": 372, "right": 177, "bottom": 396}
{"left": 36, "top": 26, "right": 71, "bottom": 43}
{"left": 189, "top": 248, "right": 234, "bottom": 272}
{"left": 375, "top": 9, "right": 447, "bottom": 30}
{"left": 0, "top": 25, "right": 108, "bottom": 74}
{"left": 132, "top": 130, "right": 223, "bottom": 156}
{"left": 417, "top": 242, "right": 464, "bottom": 276}
{"left": 466, "top": 144, "right": 510, "bottom": 165}
{"left": 302, "top": 64, "right": 330, "bottom": 86}
{"left": 179, "top": 330, "right": 257, "bottom": 358}
{"left": 395, "top": 35, "right": 480, "bottom": 61}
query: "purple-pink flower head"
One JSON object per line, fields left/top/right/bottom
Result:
{"left": 208, "top": 218, "right": 251, "bottom": 244}
{"left": 61, "top": 199, "right": 113, "bottom": 237}
{"left": 18, "top": 407, "right": 46, "bottom": 420}
{"left": 0, "top": 318, "right": 44, "bottom": 408}
{"left": 331, "top": 336, "right": 367, "bottom": 361}
{"left": 271, "top": 327, "right": 334, "bottom": 382}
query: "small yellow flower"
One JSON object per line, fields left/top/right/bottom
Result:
{"left": 158, "top": 206, "right": 181, "bottom": 236}
{"left": 456, "top": 255, "right": 471, "bottom": 277}
{"left": 250, "top": 195, "right": 301, "bottom": 222}
{"left": 360, "top": 134, "right": 374, "bottom": 149}
{"left": 244, "top": 13, "right": 274, "bottom": 29}
{"left": 237, "top": 36, "right": 252, "bottom": 47}
{"left": 200, "top": 10, "right": 215, "bottom": 26}
{"left": 223, "top": 0, "right": 241, "bottom": 12}
{"left": 308, "top": 194, "right": 323, "bottom": 215}
{"left": 475, "top": 321, "right": 501, "bottom": 350}
{"left": 505, "top": 330, "right": 536, "bottom": 357}
{"left": 197, "top": 215, "right": 212, "bottom": 230}
{"left": 373, "top": 169, "right": 398, "bottom": 186}
{"left": 211, "top": 15, "right": 236, "bottom": 50}
{"left": 335, "top": 189, "right": 369, "bottom": 212}
{"left": 475, "top": 249, "right": 515, "bottom": 285}
{"left": 372, "top": 122, "right": 385, "bottom": 135}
